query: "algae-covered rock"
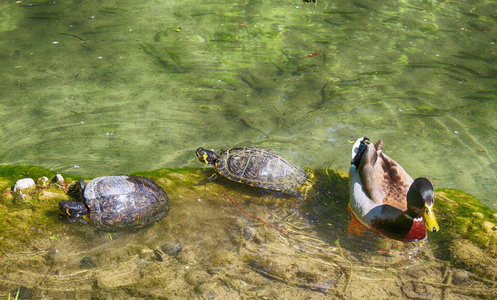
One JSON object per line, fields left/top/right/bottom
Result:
{"left": 435, "top": 189, "right": 496, "bottom": 247}
{"left": 37, "top": 176, "right": 50, "bottom": 187}
{"left": 0, "top": 165, "right": 75, "bottom": 254}
{"left": 39, "top": 191, "right": 70, "bottom": 201}
{"left": 481, "top": 221, "right": 497, "bottom": 239}
{"left": 0, "top": 165, "right": 496, "bottom": 299}
{"left": 433, "top": 189, "right": 497, "bottom": 280}
{"left": 12, "top": 178, "right": 37, "bottom": 202}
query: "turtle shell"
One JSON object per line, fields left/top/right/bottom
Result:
{"left": 215, "top": 147, "right": 307, "bottom": 191}
{"left": 83, "top": 175, "right": 170, "bottom": 231}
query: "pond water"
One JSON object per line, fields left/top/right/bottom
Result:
{"left": 1, "top": 0, "right": 496, "bottom": 298}
{"left": 0, "top": 0, "right": 496, "bottom": 209}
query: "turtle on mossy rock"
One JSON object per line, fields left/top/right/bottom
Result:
{"left": 195, "top": 147, "right": 310, "bottom": 197}
{"left": 0, "top": 165, "right": 495, "bottom": 283}
{"left": 59, "top": 175, "right": 170, "bottom": 231}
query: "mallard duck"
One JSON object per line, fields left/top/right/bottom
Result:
{"left": 348, "top": 137, "right": 439, "bottom": 242}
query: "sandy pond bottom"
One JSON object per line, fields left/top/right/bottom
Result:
{"left": 0, "top": 166, "right": 496, "bottom": 299}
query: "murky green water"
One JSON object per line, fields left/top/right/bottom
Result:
{"left": 1, "top": 0, "right": 497, "bottom": 298}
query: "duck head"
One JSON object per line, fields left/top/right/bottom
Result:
{"left": 407, "top": 177, "right": 439, "bottom": 233}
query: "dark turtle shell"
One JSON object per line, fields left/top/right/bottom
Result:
{"left": 215, "top": 147, "right": 307, "bottom": 191}
{"left": 83, "top": 175, "right": 170, "bottom": 230}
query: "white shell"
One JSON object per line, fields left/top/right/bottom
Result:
{"left": 13, "top": 178, "right": 35, "bottom": 192}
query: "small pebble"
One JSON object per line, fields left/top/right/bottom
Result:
{"left": 13, "top": 178, "right": 35, "bottom": 192}
{"left": 243, "top": 226, "right": 255, "bottom": 239}
{"left": 37, "top": 176, "right": 50, "bottom": 187}
{"left": 52, "top": 174, "right": 64, "bottom": 184}
{"left": 452, "top": 269, "right": 470, "bottom": 284}
{"left": 161, "top": 243, "right": 183, "bottom": 257}
{"left": 80, "top": 255, "right": 97, "bottom": 269}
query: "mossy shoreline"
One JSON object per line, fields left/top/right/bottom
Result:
{"left": 0, "top": 165, "right": 495, "bottom": 299}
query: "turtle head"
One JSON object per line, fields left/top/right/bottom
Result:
{"left": 58, "top": 200, "right": 89, "bottom": 221}
{"left": 196, "top": 147, "right": 218, "bottom": 166}
{"left": 407, "top": 177, "right": 439, "bottom": 233}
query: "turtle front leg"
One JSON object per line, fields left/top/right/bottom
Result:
{"left": 195, "top": 172, "right": 219, "bottom": 185}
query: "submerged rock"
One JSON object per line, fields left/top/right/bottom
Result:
{"left": 80, "top": 255, "right": 97, "bottom": 269}
{"left": 242, "top": 226, "right": 255, "bottom": 239}
{"left": 10, "top": 286, "right": 32, "bottom": 299}
{"left": 161, "top": 243, "right": 183, "bottom": 257}
{"left": 451, "top": 269, "right": 470, "bottom": 285}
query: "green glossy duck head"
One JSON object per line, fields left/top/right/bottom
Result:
{"left": 407, "top": 177, "right": 439, "bottom": 233}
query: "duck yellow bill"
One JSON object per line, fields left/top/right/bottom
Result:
{"left": 422, "top": 203, "right": 439, "bottom": 233}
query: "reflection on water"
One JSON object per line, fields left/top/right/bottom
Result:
{"left": 0, "top": 0, "right": 496, "bottom": 209}
{"left": 1, "top": 168, "right": 495, "bottom": 298}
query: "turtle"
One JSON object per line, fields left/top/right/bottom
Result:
{"left": 195, "top": 147, "right": 308, "bottom": 196}
{"left": 58, "top": 175, "right": 170, "bottom": 231}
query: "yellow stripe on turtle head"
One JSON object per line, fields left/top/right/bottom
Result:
{"left": 196, "top": 151, "right": 209, "bottom": 164}
{"left": 196, "top": 151, "right": 210, "bottom": 164}
{"left": 195, "top": 149, "right": 206, "bottom": 163}
{"left": 196, "top": 147, "right": 218, "bottom": 165}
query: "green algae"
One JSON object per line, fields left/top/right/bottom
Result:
{"left": 0, "top": 166, "right": 76, "bottom": 254}
{"left": 435, "top": 188, "right": 496, "bottom": 247}
{"left": 0, "top": 166, "right": 58, "bottom": 187}
{"left": 432, "top": 188, "right": 497, "bottom": 280}
{"left": 1, "top": 165, "right": 496, "bottom": 298}
{"left": 0, "top": 3, "right": 22, "bottom": 33}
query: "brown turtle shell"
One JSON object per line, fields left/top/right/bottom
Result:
{"left": 215, "top": 147, "right": 307, "bottom": 191}
{"left": 83, "top": 175, "right": 170, "bottom": 230}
